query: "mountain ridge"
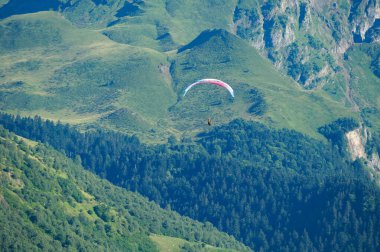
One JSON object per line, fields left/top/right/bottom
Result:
{"left": 178, "top": 29, "right": 237, "bottom": 53}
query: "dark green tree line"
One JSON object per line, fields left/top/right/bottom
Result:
{"left": 0, "top": 113, "right": 379, "bottom": 251}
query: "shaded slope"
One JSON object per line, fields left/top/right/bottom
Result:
{"left": 0, "top": 0, "right": 61, "bottom": 19}
{"left": 177, "top": 29, "right": 236, "bottom": 53}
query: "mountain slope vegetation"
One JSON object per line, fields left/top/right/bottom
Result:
{"left": 0, "top": 10, "right": 355, "bottom": 140}
{"left": 169, "top": 28, "right": 350, "bottom": 136}
{"left": 0, "top": 11, "right": 177, "bottom": 138}
{"left": 0, "top": 125, "right": 249, "bottom": 251}
{"left": 1, "top": 114, "right": 379, "bottom": 251}
{"left": 343, "top": 44, "right": 380, "bottom": 130}
{"left": 1, "top": 0, "right": 378, "bottom": 137}
{"left": 1, "top": 0, "right": 377, "bottom": 93}
{"left": 0, "top": 1, "right": 379, "bottom": 251}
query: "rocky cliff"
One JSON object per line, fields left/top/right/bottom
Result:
{"left": 346, "top": 126, "right": 380, "bottom": 185}
{"left": 346, "top": 127, "right": 366, "bottom": 160}
{"left": 233, "top": 0, "right": 379, "bottom": 89}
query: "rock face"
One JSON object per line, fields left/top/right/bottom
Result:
{"left": 350, "top": 0, "right": 379, "bottom": 42}
{"left": 233, "top": 0, "right": 379, "bottom": 89}
{"left": 368, "top": 152, "right": 380, "bottom": 170}
{"left": 346, "top": 128, "right": 366, "bottom": 160}
{"left": 346, "top": 127, "right": 380, "bottom": 185}
{"left": 363, "top": 18, "right": 380, "bottom": 43}
{"left": 367, "top": 148, "right": 380, "bottom": 186}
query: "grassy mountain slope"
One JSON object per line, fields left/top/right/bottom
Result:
{"left": 0, "top": 0, "right": 379, "bottom": 135}
{"left": 100, "top": 0, "right": 237, "bottom": 51}
{"left": 343, "top": 44, "right": 380, "bottom": 131}
{"left": 0, "top": 0, "right": 237, "bottom": 51}
{"left": 150, "top": 234, "right": 241, "bottom": 252}
{"left": 169, "top": 29, "right": 351, "bottom": 137}
{"left": 20, "top": 0, "right": 376, "bottom": 101}
{"left": 0, "top": 126, "right": 250, "bottom": 251}
{"left": 0, "top": 11, "right": 354, "bottom": 140}
{"left": 0, "top": 11, "right": 176, "bottom": 137}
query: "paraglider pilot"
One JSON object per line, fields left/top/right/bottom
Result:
{"left": 182, "top": 79, "right": 234, "bottom": 128}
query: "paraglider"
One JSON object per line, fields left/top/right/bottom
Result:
{"left": 182, "top": 79, "right": 234, "bottom": 126}
{"left": 183, "top": 78, "right": 234, "bottom": 98}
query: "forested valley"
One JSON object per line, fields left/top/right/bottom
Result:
{"left": 1, "top": 113, "right": 379, "bottom": 251}
{"left": 0, "top": 122, "right": 249, "bottom": 252}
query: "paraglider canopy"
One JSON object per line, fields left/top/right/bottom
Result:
{"left": 183, "top": 79, "right": 234, "bottom": 97}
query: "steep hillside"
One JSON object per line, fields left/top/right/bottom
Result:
{"left": 169, "top": 29, "right": 351, "bottom": 137}
{"left": 233, "top": 0, "right": 378, "bottom": 83}
{"left": 343, "top": 44, "right": 380, "bottom": 130}
{"left": 0, "top": 126, "right": 249, "bottom": 251}
{"left": 1, "top": 114, "right": 379, "bottom": 252}
{"left": 229, "top": 0, "right": 380, "bottom": 131}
